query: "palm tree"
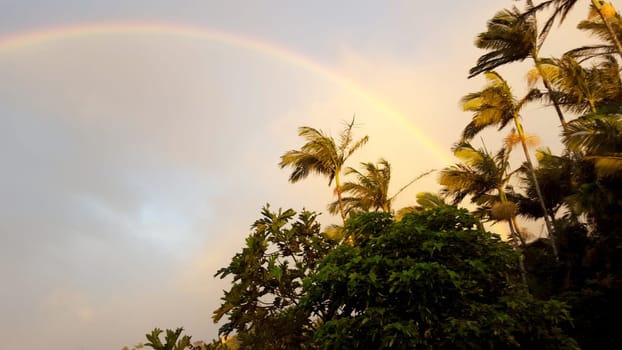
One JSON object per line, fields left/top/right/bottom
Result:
{"left": 516, "top": 148, "right": 577, "bottom": 221}
{"left": 567, "top": 5, "right": 622, "bottom": 58}
{"left": 327, "top": 160, "right": 434, "bottom": 217}
{"left": 528, "top": 54, "right": 622, "bottom": 115}
{"left": 469, "top": 5, "right": 568, "bottom": 129}
{"left": 564, "top": 114, "right": 622, "bottom": 176}
{"left": 525, "top": 0, "right": 579, "bottom": 40}
{"left": 439, "top": 142, "right": 526, "bottom": 246}
{"left": 527, "top": 0, "right": 622, "bottom": 60}
{"left": 461, "top": 71, "right": 558, "bottom": 256}
{"left": 414, "top": 192, "right": 448, "bottom": 210}
{"left": 584, "top": 1, "right": 622, "bottom": 59}
{"left": 394, "top": 192, "right": 450, "bottom": 222}
{"left": 327, "top": 159, "right": 391, "bottom": 216}
{"left": 279, "top": 118, "right": 368, "bottom": 223}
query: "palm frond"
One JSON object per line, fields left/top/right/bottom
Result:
{"left": 564, "top": 115, "right": 622, "bottom": 154}
{"left": 469, "top": 7, "right": 536, "bottom": 78}
{"left": 524, "top": 0, "right": 580, "bottom": 40}
{"left": 565, "top": 44, "right": 617, "bottom": 60}
{"left": 578, "top": 11, "right": 622, "bottom": 45}
{"left": 590, "top": 155, "right": 622, "bottom": 177}
{"left": 415, "top": 192, "right": 448, "bottom": 209}
{"left": 461, "top": 71, "right": 517, "bottom": 141}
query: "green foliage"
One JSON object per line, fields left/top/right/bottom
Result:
{"left": 213, "top": 205, "right": 336, "bottom": 349}
{"left": 303, "top": 207, "right": 578, "bottom": 349}
{"left": 123, "top": 328, "right": 199, "bottom": 350}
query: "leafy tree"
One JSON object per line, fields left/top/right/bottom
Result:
{"left": 123, "top": 328, "right": 198, "bottom": 350}
{"left": 212, "top": 205, "right": 336, "bottom": 349}
{"left": 202, "top": 335, "right": 239, "bottom": 350}
{"left": 302, "top": 207, "right": 578, "bottom": 350}
{"left": 279, "top": 118, "right": 369, "bottom": 223}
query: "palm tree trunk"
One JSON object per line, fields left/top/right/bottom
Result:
{"left": 510, "top": 216, "right": 527, "bottom": 247}
{"left": 592, "top": 0, "right": 622, "bottom": 61}
{"left": 506, "top": 215, "right": 528, "bottom": 285}
{"left": 334, "top": 170, "right": 347, "bottom": 224}
{"left": 534, "top": 60, "right": 568, "bottom": 130}
{"left": 513, "top": 113, "right": 559, "bottom": 259}
{"left": 526, "top": 1, "right": 568, "bottom": 131}
{"left": 498, "top": 188, "right": 527, "bottom": 247}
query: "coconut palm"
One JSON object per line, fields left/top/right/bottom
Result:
{"left": 279, "top": 118, "right": 368, "bottom": 223}
{"left": 461, "top": 71, "right": 558, "bottom": 256}
{"left": 327, "top": 159, "right": 392, "bottom": 216}
{"left": 525, "top": 0, "right": 580, "bottom": 40}
{"left": 395, "top": 192, "right": 451, "bottom": 221}
{"left": 469, "top": 5, "right": 568, "bottom": 128}
{"left": 414, "top": 192, "right": 449, "bottom": 210}
{"left": 328, "top": 160, "right": 434, "bottom": 217}
{"left": 564, "top": 114, "right": 622, "bottom": 176}
{"left": 571, "top": 2, "right": 622, "bottom": 59}
{"left": 527, "top": 0, "right": 622, "bottom": 60}
{"left": 528, "top": 54, "right": 622, "bottom": 115}
{"left": 516, "top": 148, "right": 578, "bottom": 220}
{"left": 439, "top": 142, "right": 526, "bottom": 246}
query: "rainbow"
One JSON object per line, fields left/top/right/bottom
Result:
{"left": 0, "top": 22, "right": 453, "bottom": 164}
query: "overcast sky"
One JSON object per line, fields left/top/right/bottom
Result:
{"left": 0, "top": 1, "right": 592, "bottom": 349}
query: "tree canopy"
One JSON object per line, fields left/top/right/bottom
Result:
{"left": 303, "top": 207, "right": 578, "bottom": 350}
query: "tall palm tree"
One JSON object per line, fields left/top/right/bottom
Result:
{"left": 279, "top": 118, "right": 368, "bottom": 223}
{"left": 439, "top": 142, "right": 526, "bottom": 246}
{"left": 469, "top": 5, "right": 568, "bottom": 128}
{"left": 461, "top": 71, "right": 558, "bottom": 256}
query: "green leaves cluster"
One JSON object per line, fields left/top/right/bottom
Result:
{"left": 303, "top": 207, "right": 578, "bottom": 349}
{"left": 212, "top": 205, "right": 336, "bottom": 349}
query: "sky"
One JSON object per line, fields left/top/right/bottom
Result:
{"left": 0, "top": 1, "right": 593, "bottom": 349}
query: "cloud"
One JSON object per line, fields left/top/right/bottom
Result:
{"left": 0, "top": 2, "right": 591, "bottom": 347}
